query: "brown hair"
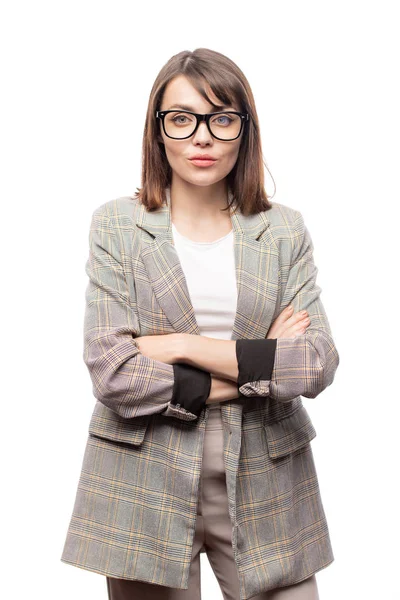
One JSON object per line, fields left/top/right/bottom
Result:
{"left": 134, "top": 48, "right": 275, "bottom": 216}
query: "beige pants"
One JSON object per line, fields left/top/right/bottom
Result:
{"left": 106, "top": 406, "right": 319, "bottom": 600}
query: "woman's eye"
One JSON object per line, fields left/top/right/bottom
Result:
{"left": 172, "top": 115, "right": 190, "bottom": 124}
{"left": 215, "top": 115, "right": 233, "bottom": 126}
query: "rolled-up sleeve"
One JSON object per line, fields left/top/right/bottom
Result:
{"left": 236, "top": 211, "right": 339, "bottom": 402}
{"left": 83, "top": 206, "right": 210, "bottom": 421}
{"left": 171, "top": 364, "right": 211, "bottom": 416}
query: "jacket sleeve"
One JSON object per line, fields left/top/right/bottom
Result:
{"left": 83, "top": 206, "right": 210, "bottom": 421}
{"left": 236, "top": 210, "right": 340, "bottom": 402}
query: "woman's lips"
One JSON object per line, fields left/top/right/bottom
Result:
{"left": 189, "top": 159, "right": 217, "bottom": 167}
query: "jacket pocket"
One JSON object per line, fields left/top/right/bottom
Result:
{"left": 88, "top": 401, "right": 149, "bottom": 446}
{"left": 264, "top": 404, "right": 316, "bottom": 459}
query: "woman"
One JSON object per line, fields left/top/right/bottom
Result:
{"left": 61, "top": 48, "right": 340, "bottom": 600}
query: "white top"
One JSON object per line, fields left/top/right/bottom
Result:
{"left": 171, "top": 222, "right": 237, "bottom": 410}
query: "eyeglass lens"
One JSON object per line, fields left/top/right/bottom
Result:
{"left": 164, "top": 111, "right": 242, "bottom": 140}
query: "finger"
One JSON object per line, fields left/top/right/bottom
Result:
{"left": 271, "top": 311, "right": 309, "bottom": 338}
{"left": 284, "top": 317, "right": 310, "bottom": 337}
{"left": 280, "top": 315, "right": 309, "bottom": 333}
{"left": 279, "top": 307, "right": 309, "bottom": 328}
{"left": 273, "top": 305, "right": 294, "bottom": 327}
{"left": 271, "top": 305, "right": 299, "bottom": 334}
{"left": 281, "top": 312, "right": 309, "bottom": 333}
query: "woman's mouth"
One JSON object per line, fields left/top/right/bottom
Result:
{"left": 189, "top": 158, "right": 217, "bottom": 167}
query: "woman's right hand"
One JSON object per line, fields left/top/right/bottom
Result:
{"left": 266, "top": 305, "right": 310, "bottom": 339}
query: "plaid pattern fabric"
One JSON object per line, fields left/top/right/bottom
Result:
{"left": 238, "top": 210, "right": 340, "bottom": 400}
{"left": 60, "top": 189, "right": 339, "bottom": 600}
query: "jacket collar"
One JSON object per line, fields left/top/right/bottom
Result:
{"left": 135, "top": 186, "right": 279, "bottom": 342}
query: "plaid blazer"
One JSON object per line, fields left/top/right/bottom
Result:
{"left": 60, "top": 189, "right": 339, "bottom": 600}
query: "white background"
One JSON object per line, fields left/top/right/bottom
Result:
{"left": 1, "top": 1, "right": 399, "bottom": 598}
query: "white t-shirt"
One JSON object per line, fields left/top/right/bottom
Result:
{"left": 171, "top": 222, "right": 237, "bottom": 410}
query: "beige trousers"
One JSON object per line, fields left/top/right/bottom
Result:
{"left": 106, "top": 406, "right": 319, "bottom": 600}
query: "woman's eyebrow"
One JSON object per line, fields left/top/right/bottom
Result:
{"left": 166, "top": 103, "right": 232, "bottom": 112}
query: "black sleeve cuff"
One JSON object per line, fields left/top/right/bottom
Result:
{"left": 236, "top": 338, "right": 277, "bottom": 389}
{"left": 171, "top": 363, "right": 212, "bottom": 417}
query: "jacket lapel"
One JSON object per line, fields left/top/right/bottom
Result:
{"left": 136, "top": 186, "right": 280, "bottom": 342}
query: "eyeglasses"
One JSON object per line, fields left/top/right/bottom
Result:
{"left": 155, "top": 110, "right": 249, "bottom": 141}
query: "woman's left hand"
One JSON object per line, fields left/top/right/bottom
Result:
{"left": 133, "top": 333, "right": 184, "bottom": 365}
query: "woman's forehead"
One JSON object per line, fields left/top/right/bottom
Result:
{"left": 162, "top": 75, "right": 240, "bottom": 112}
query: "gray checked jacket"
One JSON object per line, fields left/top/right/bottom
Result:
{"left": 60, "top": 188, "right": 339, "bottom": 600}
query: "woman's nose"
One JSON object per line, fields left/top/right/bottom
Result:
{"left": 192, "top": 121, "right": 213, "bottom": 142}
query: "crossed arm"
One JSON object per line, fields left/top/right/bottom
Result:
{"left": 133, "top": 208, "right": 340, "bottom": 414}
{"left": 83, "top": 206, "right": 339, "bottom": 422}
{"left": 179, "top": 335, "right": 239, "bottom": 381}
{"left": 133, "top": 333, "right": 240, "bottom": 405}
{"left": 134, "top": 303, "right": 310, "bottom": 408}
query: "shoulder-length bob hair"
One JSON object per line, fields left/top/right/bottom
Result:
{"left": 134, "top": 48, "right": 275, "bottom": 216}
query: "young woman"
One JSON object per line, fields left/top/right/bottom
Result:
{"left": 61, "top": 48, "right": 340, "bottom": 600}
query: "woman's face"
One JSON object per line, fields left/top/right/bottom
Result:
{"left": 158, "top": 75, "right": 243, "bottom": 188}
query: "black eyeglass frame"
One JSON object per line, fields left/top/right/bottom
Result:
{"left": 155, "top": 110, "right": 249, "bottom": 141}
